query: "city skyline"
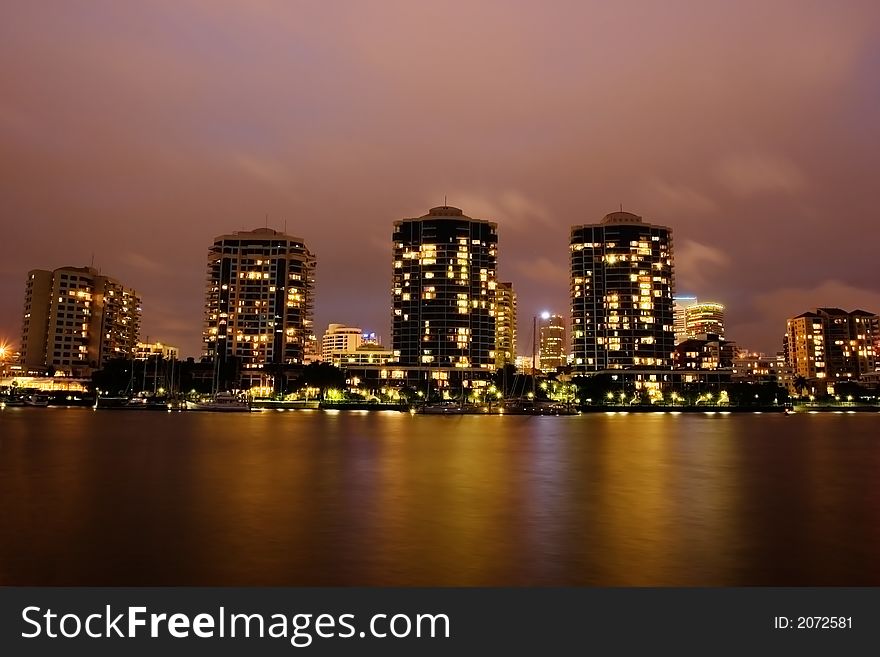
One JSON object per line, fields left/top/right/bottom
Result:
{"left": 2, "top": 1, "right": 880, "bottom": 357}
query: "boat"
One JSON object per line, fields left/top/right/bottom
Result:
{"left": 417, "top": 402, "right": 473, "bottom": 415}
{"left": 95, "top": 395, "right": 170, "bottom": 411}
{"left": 185, "top": 392, "right": 254, "bottom": 412}
{"left": 502, "top": 399, "right": 578, "bottom": 416}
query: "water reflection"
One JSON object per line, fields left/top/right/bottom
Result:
{"left": 1, "top": 409, "right": 878, "bottom": 585}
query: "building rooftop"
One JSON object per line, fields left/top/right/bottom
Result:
{"left": 601, "top": 211, "right": 643, "bottom": 225}
{"left": 425, "top": 206, "right": 465, "bottom": 217}
{"left": 212, "top": 226, "right": 306, "bottom": 243}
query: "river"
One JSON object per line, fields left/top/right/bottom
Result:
{"left": 1, "top": 408, "right": 878, "bottom": 585}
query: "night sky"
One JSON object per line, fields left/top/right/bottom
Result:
{"left": 2, "top": 1, "right": 879, "bottom": 358}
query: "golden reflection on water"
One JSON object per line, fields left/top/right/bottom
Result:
{"left": 1, "top": 409, "right": 879, "bottom": 585}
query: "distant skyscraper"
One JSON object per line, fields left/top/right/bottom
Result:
{"left": 685, "top": 301, "right": 725, "bottom": 339}
{"left": 494, "top": 281, "right": 517, "bottom": 368}
{"left": 570, "top": 211, "right": 675, "bottom": 371}
{"left": 784, "top": 307, "right": 879, "bottom": 385}
{"left": 673, "top": 295, "right": 697, "bottom": 344}
{"left": 538, "top": 312, "right": 566, "bottom": 371}
{"left": 203, "top": 227, "right": 315, "bottom": 388}
{"left": 392, "top": 206, "right": 497, "bottom": 373}
{"left": 20, "top": 266, "right": 141, "bottom": 374}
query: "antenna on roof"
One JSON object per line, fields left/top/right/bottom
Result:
{"left": 444, "top": 195, "right": 447, "bottom": 207}
{"left": 265, "top": 213, "right": 269, "bottom": 228}
{"left": 619, "top": 202, "right": 623, "bottom": 212}
{"left": 90, "top": 253, "right": 95, "bottom": 268}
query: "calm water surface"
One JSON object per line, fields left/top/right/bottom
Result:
{"left": 1, "top": 408, "right": 879, "bottom": 585}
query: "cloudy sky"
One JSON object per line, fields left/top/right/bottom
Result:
{"left": 1, "top": 0, "right": 879, "bottom": 357}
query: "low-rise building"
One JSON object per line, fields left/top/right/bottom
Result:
{"left": 673, "top": 334, "right": 736, "bottom": 370}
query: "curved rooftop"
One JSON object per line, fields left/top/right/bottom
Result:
{"left": 601, "top": 211, "right": 643, "bottom": 225}
{"left": 424, "top": 205, "right": 465, "bottom": 217}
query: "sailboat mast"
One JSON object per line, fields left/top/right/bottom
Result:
{"left": 532, "top": 315, "right": 537, "bottom": 397}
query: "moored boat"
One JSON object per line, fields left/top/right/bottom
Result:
{"left": 185, "top": 392, "right": 254, "bottom": 412}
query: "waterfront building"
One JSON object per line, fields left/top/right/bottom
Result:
{"left": 134, "top": 341, "right": 179, "bottom": 360}
{"left": 685, "top": 302, "right": 725, "bottom": 340}
{"left": 329, "top": 343, "right": 396, "bottom": 368}
{"left": 784, "top": 308, "right": 879, "bottom": 388}
{"left": 321, "top": 324, "right": 362, "bottom": 361}
{"left": 732, "top": 350, "right": 789, "bottom": 383}
{"left": 391, "top": 206, "right": 498, "bottom": 383}
{"left": 20, "top": 266, "right": 141, "bottom": 375}
{"left": 673, "top": 295, "right": 698, "bottom": 344}
{"left": 570, "top": 211, "right": 675, "bottom": 371}
{"left": 203, "top": 227, "right": 316, "bottom": 389}
{"left": 538, "top": 312, "right": 566, "bottom": 371}
{"left": 672, "top": 333, "right": 736, "bottom": 370}
{"left": 494, "top": 281, "right": 517, "bottom": 369}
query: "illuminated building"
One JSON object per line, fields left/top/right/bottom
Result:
{"left": 329, "top": 343, "right": 396, "bottom": 368}
{"left": 515, "top": 355, "right": 534, "bottom": 373}
{"left": 673, "top": 295, "right": 697, "bottom": 344}
{"left": 134, "top": 341, "right": 179, "bottom": 360}
{"left": 203, "top": 227, "right": 316, "bottom": 389}
{"left": 733, "top": 350, "right": 789, "bottom": 383}
{"left": 685, "top": 302, "right": 725, "bottom": 339}
{"left": 391, "top": 206, "right": 497, "bottom": 376}
{"left": 20, "top": 266, "right": 141, "bottom": 374}
{"left": 538, "top": 312, "right": 566, "bottom": 371}
{"left": 784, "top": 308, "right": 879, "bottom": 386}
{"left": 321, "top": 324, "right": 362, "bottom": 361}
{"left": 672, "top": 333, "right": 736, "bottom": 370}
{"left": 570, "top": 211, "right": 675, "bottom": 371}
{"left": 494, "top": 281, "right": 517, "bottom": 368}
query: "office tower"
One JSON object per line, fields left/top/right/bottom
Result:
{"left": 784, "top": 308, "right": 879, "bottom": 384}
{"left": 203, "top": 227, "right": 315, "bottom": 388}
{"left": 570, "top": 211, "right": 675, "bottom": 371}
{"left": 20, "top": 266, "right": 141, "bottom": 374}
{"left": 392, "top": 205, "right": 497, "bottom": 373}
{"left": 685, "top": 301, "right": 726, "bottom": 339}
{"left": 538, "top": 312, "right": 566, "bottom": 371}
{"left": 494, "top": 281, "right": 517, "bottom": 368}
{"left": 322, "top": 324, "right": 362, "bottom": 361}
{"left": 673, "top": 295, "right": 697, "bottom": 344}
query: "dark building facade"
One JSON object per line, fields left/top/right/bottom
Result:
{"left": 203, "top": 227, "right": 316, "bottom": 389}
{"left": 570, "top": 211, "right": 675, "bottom": 371}
{"left": 392, "top": 206, "right": 498, "bottom": 377}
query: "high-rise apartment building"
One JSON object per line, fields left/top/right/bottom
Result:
{"left": 20, "top": 266, "right": 141, "bottom": 374}
{"left": 784, "top": 307, "right": 878, "bottom": 384}
{"left": 392, "top": 206, "right": 497, "bottom": 374}
{"left": 494, "top": 281, "right": 517, "bottom": 368}
{"left": 538, "top": 312, "right": 566, "bottom": 371}
{"left": 570, "top": 211, "right": 675, "bottom": 371}
{"left": 673, "top": 295, "right": 697, "bottom": 344}
{"left": 685, "top": 301, "right": 725, "bottom": 339}
{"left": 203, "top": 227, "right": 316, "bottom": 388}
